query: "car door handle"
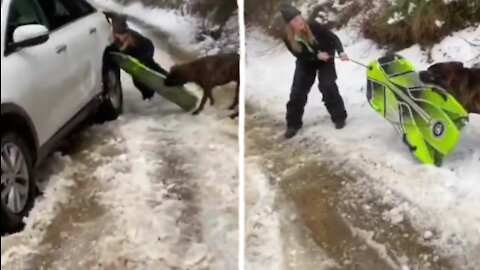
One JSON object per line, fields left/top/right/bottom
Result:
{"left": 89, "top": 27, "right": 97, "bottom": 35}
{"left": 56, "top": 45, "right": 67, "bottom": 54}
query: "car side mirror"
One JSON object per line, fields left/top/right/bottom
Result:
{"left": 10, "top": 24, "right": 49, "bottom": 52}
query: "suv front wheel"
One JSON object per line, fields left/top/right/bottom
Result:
{"left": 1, "top": 132, "right": 36, "bottom": 234}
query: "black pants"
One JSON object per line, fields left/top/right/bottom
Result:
{"left": 104, "top": 44, "right": 169, "bottom": 99}
{"left": 286, "top": 60, "right": 347, "bottom": 130}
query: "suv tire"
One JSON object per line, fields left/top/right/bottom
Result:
{"left": 97, "top": 64, "right": 123, "bottom": 122}
{"left": 1, "top": 132, "right": 36, "bottom": 235}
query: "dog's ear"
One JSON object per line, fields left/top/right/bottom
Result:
{"left": 427, "top": 63, "right": 440, "bottom": 72}
{"left": 167, "top": 66, "right": 178, "bottom": 77}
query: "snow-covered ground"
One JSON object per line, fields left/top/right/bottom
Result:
{"left": 2, "top": 4, "right": 238, "bottom": 270}
{"left": 246, "top": 25, "right": 480, "bottom": 268}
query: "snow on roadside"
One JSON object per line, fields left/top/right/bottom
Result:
{"left": 1, "top": 155, "right": 77, "bottom": 269}
{"left": 246, "top": 25, "right": 480, "bottom": 264}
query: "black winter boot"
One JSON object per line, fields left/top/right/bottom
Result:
{"left": 334, "top": 119, "right": 346, "bottom": 129}
{"left": 284, "top": 128, "right": 299, "bottom": 139}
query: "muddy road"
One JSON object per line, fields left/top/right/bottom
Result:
{"left": 245, "top": 108, "right": 465, "bottom": 270}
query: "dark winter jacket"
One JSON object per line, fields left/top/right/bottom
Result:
{"left": 283, "top": 21, "right": 345, "bottom": 63}
{"left": 118, "top": 29, "right": 156, "bottom": 62}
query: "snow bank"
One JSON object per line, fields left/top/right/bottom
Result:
{"left": 246, "top": 26, "right": 480, "bottom": 262}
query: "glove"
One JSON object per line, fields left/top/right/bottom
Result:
{"left": 317, "top": 52, "right": 330, "bottom": 62}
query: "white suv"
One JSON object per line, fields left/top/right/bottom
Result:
{"left": 1, "top": 0, "right": 123, "bottom": 233}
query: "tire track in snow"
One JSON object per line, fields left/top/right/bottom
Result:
{"left": 89, "top": 116, "right": 212, "bottom": 270}
{"left": 245, "top": 160, "right": 338, "bottom": 270}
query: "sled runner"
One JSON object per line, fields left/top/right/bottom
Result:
{"left": 366, "top": 55, "right": 469, "bottom": 166}
{"left": 109, "top": 52, "right": 198, "bottom": 111}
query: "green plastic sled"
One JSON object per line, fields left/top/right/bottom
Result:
{"left": 109, "top": 52, "right": 198, "bottom": 111}
{"left": 366, "top": 55, "right": 469, "bottom": 166}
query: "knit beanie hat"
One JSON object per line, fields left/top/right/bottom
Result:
{"left": 112, "top": 15, "right": 128, "bottom": 34}
{"left": 279, "top": 4, "right": 302, "bottom": 23}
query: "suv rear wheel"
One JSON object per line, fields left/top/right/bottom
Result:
{"left": 97, "top": 65, "right": 123, "bottom": 122}
{"left": 1, "top": 132, "right": 36, "bottom": 234}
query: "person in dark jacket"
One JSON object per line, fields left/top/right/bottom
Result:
{"left": 105, "top": 15, "right": 169, "bottom": 100}
{"left": 279, "top": 4, "right": 350, "bottom": 139}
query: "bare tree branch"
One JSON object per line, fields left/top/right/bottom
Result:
{"left": 456, "top": 35, "right": 480, "bottom": 47}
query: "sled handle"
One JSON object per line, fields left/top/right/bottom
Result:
{"left": 331, "top": 55, "right": 372, "bottom": 70}
{"left": 350, "top": 58, "right": 372, "bottom": 70}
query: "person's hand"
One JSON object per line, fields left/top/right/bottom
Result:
{"left": 340, "top": 52, "right": 350, "bottom": 62}
{"left": 115, "top": 33, "right": 134, "bottom": 52}
{"left": 317, "top": 52, "right": 330, "bottom": 62}
{"left": 119, "top": 38, "right": 131, "bottom": 52}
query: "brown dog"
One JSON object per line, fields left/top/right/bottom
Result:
{"left": 420, "top": 62, "right": 480, "bottom": 114}
{"left": 165, "top": 53, "right": 239, "bottom": 117}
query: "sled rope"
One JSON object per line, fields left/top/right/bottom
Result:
{"left": 331, "top": 55, "right": 372, "bottom": 70}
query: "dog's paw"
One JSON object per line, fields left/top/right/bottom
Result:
{"left": 142, "top": 93, "right": 155, "bottom": 100}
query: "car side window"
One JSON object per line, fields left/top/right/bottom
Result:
{"left": 6, "top": 0, "right": 46, "bottom": 46}
{"left": 76, "top": 0, "right": 95, "bottom": 15}
{"left": 36, "top": 0, "right": 94, "bottom": 31}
